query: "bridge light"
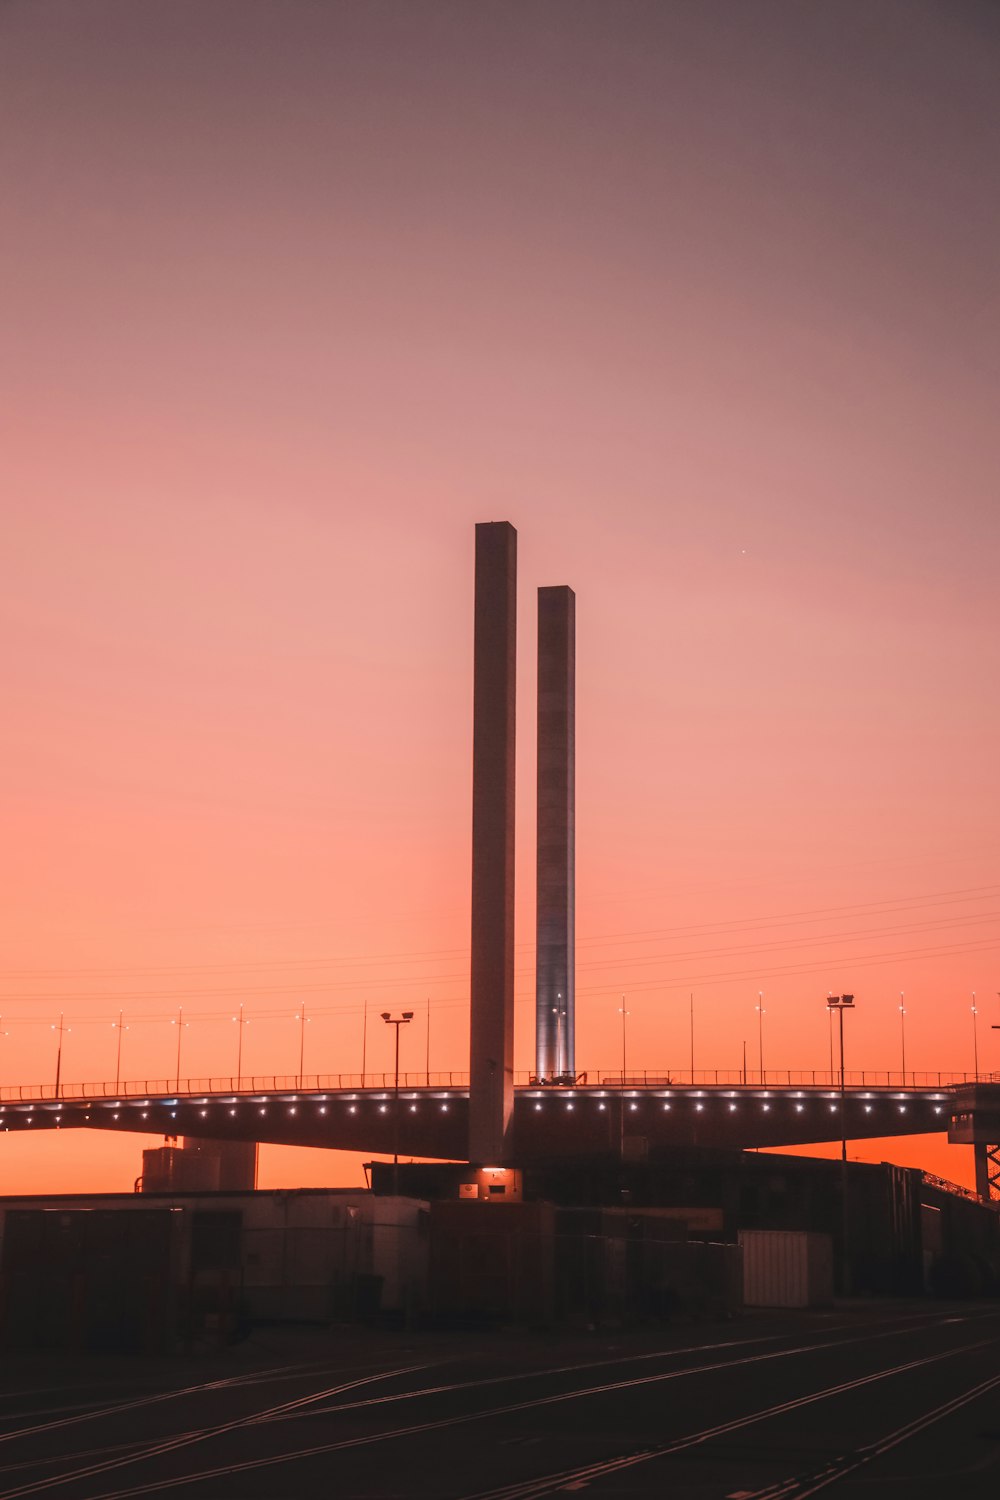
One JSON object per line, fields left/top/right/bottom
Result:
{"left": 695, "top": 1103, "right": 704, "bottom": 1111}
{"left": 229, "top": 1109, "right": 236, "bottom": 1117}
{"left": 409, "top": 1104, "right": 416, "bottom": 1113}
{"left": 662, "top": 1102, "right": 671, "bottom": 1110}
{"left": 289, "top": 1106, "right": 297, "bottom": 1114}
{"left": 200, "top": 1110, "right": 207, "bottom": 1118}
{"left": 795, "top": 1104, "right": 804, "bottom": 1112}
{"left": 629, "top": 1102, "right": 638, "bottom": 1112}
{"left": 534, "top": 1103, "right": 542, "bottom": 1111}
{"left": 320, "top": 1106, "right": 328, "bottom": 1114}
{"left": 898, "top": 1104, "right": 907, "bottom": 1113}
{"left": 864, "top": 1104, "right": 872, "bottom": 1113}
{"left": 441, "top": 1104, "right": 449, "bottom": 1112}
{"left": 729, "top": 1103, "right": 737, "bottom": 1112}
{"left": 762, "top": 1103, "right": 770, "bottom": 1111}
{"left": 598, "top": 1102, "right": 607, "bottom": 1111}
{"left": 348, "top": 1105, "right": 356, "bottom": 1114}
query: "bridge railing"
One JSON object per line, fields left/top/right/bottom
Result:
{"left": 0, "top": 1071, "right": 474, "bottom": 1102}
{"left": 1, "top": 1067, "right": 997, "bottom": 1104}
{"left": 597, "top": 1070, "right": 999, "bottom": 1090}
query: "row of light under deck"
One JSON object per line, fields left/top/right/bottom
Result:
{"left": 0, "top": 1086, "right": 950, "bottom": 1126}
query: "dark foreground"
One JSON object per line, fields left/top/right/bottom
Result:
{"left": 1, "top": 1305, "right": 998, "bottom": 1498}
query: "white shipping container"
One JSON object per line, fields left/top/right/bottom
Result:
{"left": 738, "top": 1229, "right": 834, "bottom": 1308}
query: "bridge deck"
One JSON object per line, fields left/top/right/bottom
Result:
{"left": 3, "top": 1078, "right": 996, "bottom": 1159}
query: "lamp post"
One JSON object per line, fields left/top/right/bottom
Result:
{"left": 381, "top": 1011, "right": 413, "bottom": 1195}
{"left": 971, "top": 993, "right": 979, "bottom": 1079}
{"left": 233, "top": 1003, "right": 246, "bottom": 1088}
{"left": 756, "top": 992, "right": 765, "bottom": 1085}
{"left": 113, "top": 1010, "right": 128, "bottom": 1093}
{"left": 52, "top": 1013, "right": 69, "bottom": 1098}
{"left": 898, "top": 992, "right": 906, "bottom": 1084}
{"left": 618, "top": 999, "right": 629, "bottom": 1161}
{"left": 294, "top": 1004, "right": 310, "bottom": 1089}
{"left": 172, "top": 1007, "right": 187, "bottom": 1093}
{"left": 827, "top": 994, "right": 855, "bottom": 1296}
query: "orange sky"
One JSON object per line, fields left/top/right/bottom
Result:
{"left": 2, "top": 1, "right": 997, "bottom": 1196}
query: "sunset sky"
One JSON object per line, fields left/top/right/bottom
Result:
{"left": 2, "top": 0, "right": 998, "bottom": 1195}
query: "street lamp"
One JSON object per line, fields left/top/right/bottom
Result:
{"left": 827, "top": 994, "right": 855, "bottom": 1160}
{"left": 232, "top": 1003, "right": 247, "bottom": 1088}
{"left": 171, "top": 1007, "right": 188, "bottom": 1093}
{"left": 52, "top": 1014, "right": 69, "bottom": 1098}
{"left": 294, "top": 1005, "right": 310, "bottom": 1089}
{"left": 971, "top": 993, "right": 979, "bottom": 1079}
{"left": 756, "top": 992, "right": 765, "bottom": 1085}
{"left": 112, "top": 1010, "right": 128, "bottom": 1093}
{"left": 827, "top": 993, "right": 855, "bottom": 1297}
{"left": 381, "top": 1011, "right": 414, "bottom": 1195}
{"left": 618, "top": 1000, "right": 629, "bottom": 1161}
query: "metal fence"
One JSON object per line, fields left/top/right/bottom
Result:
{"left": 2, "top": 1067, "right": 996, "bottom": 1103}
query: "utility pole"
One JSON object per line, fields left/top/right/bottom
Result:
{"left": 689, "top": 992, "right": 694, "bottom": 1082}
{"left": 381, "top": 1011, "right": 413, "bottom": 1195}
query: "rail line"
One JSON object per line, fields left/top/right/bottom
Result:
{"left": 12, "top": 1318, "right": 991, "bottom": 1500}
{"left": 462, "top": 1339, "right": 1000, "bottom": 1499}
{"left": 735, "top": 1367, "right": 1000, "bottom": 1498}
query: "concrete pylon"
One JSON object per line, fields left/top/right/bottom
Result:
{"left": 535, "top": 586, "right": 575, "bottom": 1081}
{"left": 469, "top": 522, "right": 516, "bottom": 1164}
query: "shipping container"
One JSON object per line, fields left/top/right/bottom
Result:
{"left": 739, "top": 1229, "right": 833, "bottom": 1307}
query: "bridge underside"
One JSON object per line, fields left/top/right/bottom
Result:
{"left": 2, "top": 1083, "right": 984, "bottom": 1162}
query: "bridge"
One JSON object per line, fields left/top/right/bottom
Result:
{"left": 3, "top": 1070, "right": 998, "bottom": 1195}
{"left": 6, "top": 528, "right": 998, "bottom": 1201}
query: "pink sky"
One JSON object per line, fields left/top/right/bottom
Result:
{"left": 2, "top": 1, "right": 997, "bottom": 1194}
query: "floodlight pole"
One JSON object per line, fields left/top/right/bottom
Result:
{"left": 827, "top": 994, "right": 855, "bottom": 1296}
{"left": 381, "top": 1011, "right": 413, "bottom": 1195}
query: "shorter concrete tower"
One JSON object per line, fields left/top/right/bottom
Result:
{"left": 535, "top": 585, "right": 575, "bottom": 1081}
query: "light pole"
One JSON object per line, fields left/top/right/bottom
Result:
{"left": 294, "top": 1004, "right": 310, "bottom": 1088}
{"left": 233, "top": 1003, "right": 246, "bottom": 1088}
{"left": 172, "top": 1007, "right": 188, "bottom": 1093}
{"left": 113, "top": 1010, "right": 128, "bottom": 1093}
{"left": 898, "top": 993, "right": 906, "bottom": 1084}
{"left": 756, "top": 992, "right": 765, "bottom": 1085}
{"left": 52, "top": 1013, "right": 69, "bottom": 1098}
{"left": 381, "top": 1011, "right": 413, "bottom": 1195}
{"left": 971, "top": 993, "right": 979, "bottom": 1079}
{"left": 618, "top": 999, "right": 629, "bottom": 1161}
{"left": 827, "top": 993, "right": 855, "bottom": 1295}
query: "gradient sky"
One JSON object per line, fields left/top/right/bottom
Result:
{"left": 2, "top": 0, "right": 998, "bottom": 1195}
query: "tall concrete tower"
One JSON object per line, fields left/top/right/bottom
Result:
{"left": 469, "top": 522, "right": 517, "bottom": 1163}
{"left": 535, "top": 585, "right": 575, "bottom": 1081}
